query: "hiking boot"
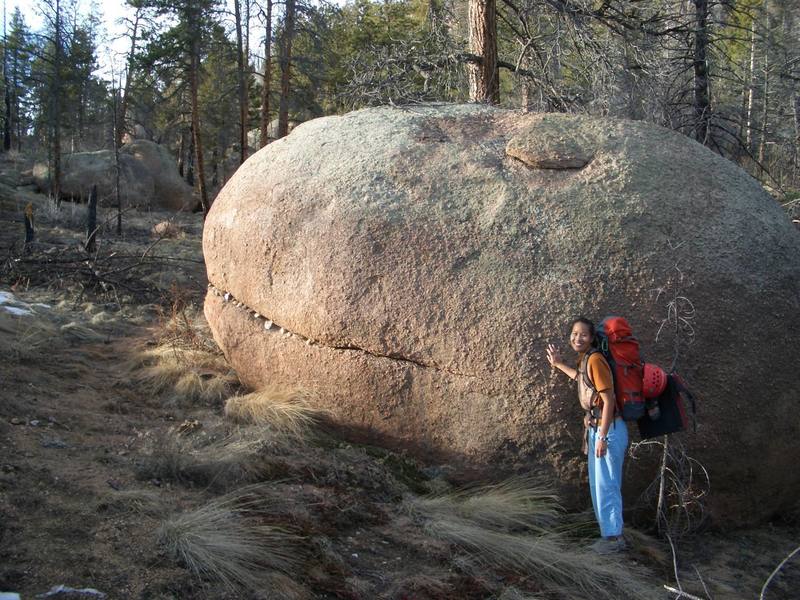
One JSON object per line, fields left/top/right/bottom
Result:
{"left": 589, "top": 536, "right": 627, "bottom": 554}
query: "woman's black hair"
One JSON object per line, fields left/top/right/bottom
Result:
{"left": 569, "top": 317, "right": 598, "bottom": 347}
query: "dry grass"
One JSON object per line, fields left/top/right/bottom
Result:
{"left": 100, "top": 489, "right": 166, "bottom": 516}
{"left": 497, "top": 587, "right": 546, "bottom": 600}
{"left": 414, "top": 477, "right": 562, "bottom": 534}
{"left": 0, "top": 310, "right": 59, "bottom": 362}
{"left": 224, "top": 386, "right": 329, "bottom": 439}
{"left": 157, "top": 485, "right": 302, "bottom": 591}
{"left": 137, "top": 429, "right": 286, "bottom": 490}
{"left": 129, "top": 344, "right": 237, "bottom": 406}
{"left": 126, "top": 299, "right": 239, "bottom": 406}
{"left": 406, "top": 477, "right": 658, "bottom": 600}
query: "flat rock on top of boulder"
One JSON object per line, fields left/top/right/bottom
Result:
{"left": 203, "top": 104, "right": 800, "bottom": 525}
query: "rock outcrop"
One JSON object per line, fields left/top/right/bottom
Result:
{"left": 203, "top": 104, "right": 800, "bottom": 524}
{"left": 33, "top": 140, "right": 193, "bottom": 211}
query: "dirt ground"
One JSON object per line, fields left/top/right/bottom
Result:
{"left": 0, "top": 161, "right": 798, "bottom": 600}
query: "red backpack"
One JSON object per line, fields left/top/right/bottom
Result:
{"left": 596, "top": 316, "right": 645, "bottom": 421}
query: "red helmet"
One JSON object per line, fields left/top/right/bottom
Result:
{"left": 643, "top": 363, "right": 668, "bottom": 398}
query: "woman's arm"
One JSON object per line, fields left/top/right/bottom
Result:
{"left": 546, "top": 344, "right": 578, "bottom": 380}
{"left": 595, "top": 389, "right": 615, "bottom": 457}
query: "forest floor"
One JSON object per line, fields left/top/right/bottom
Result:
{"left": 0, "top": 156, "right": 798, "bottom": 600}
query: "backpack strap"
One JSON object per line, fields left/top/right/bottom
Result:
{"left": 581, "top": 349, "right": 614, "bottom": 425}
{"left": 581, "top": 349, "right": 598, "bottom": 392}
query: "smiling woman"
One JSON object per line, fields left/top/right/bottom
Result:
{"left": 546, "top": 317, "right": 628, "bottom": 554}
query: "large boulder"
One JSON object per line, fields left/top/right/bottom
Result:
{"left": 33, "top": 140, "right": 193, "bottom": 211}
{"left": 203, "top": 104, "right": 800, "bottom": 524}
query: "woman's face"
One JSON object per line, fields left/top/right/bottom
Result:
{"left": 570, "top": 322, "right": 593, "bottom": 353}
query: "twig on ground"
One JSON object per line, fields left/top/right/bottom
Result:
{"left": 759, "top": 543, "right": 800, "bottom": 600}
{"left": 664, "top": 585, "right": 707, "bottom": 600}
{"left": 692, "top": 565, "right": 712, "bottom": 599}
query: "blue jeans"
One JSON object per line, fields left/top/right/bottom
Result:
{"left": 587, "top": 418, "right": 628, "bottom": 537}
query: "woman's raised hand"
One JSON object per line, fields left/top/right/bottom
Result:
{"left": 546, "top": 343, "right": 562, "bottom": 367}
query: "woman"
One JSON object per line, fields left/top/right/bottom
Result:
{"left": 546, "top": 317, "right": 628, "bottom": 554}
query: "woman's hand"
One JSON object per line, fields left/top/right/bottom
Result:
{"left": 546, "top": 343, "right": 562, "bottom": 367}
{"left": 547, "top": 344, "right": 578, "bottom": 380}
{"left": 595, "top": 437, "right": 608, "bottom": 458}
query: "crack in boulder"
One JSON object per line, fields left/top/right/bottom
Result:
{"left": 208, "top": 284, "right": 475, "bottom": 379}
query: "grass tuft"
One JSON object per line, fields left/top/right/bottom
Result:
{"left": 136, "top": 430, "right": 286, "bottom": 490}
{"left": 100, "top": 489, "right": 166, "bottom": 516}
{"left": 415, "top": 477, "right": 562, "bottom": 533}
{"left": 129, "top": 344, "right": 238, "bottom": 406}
{"left": 406, "top": 477, "right": 657, "bottom": 600}
{"left": 224, "top": 386, "right": 328, "bottom": 438}
{"left": 157, "top": 486, "right": 301, "bottom": 591}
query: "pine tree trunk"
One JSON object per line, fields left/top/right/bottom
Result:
{"left": 278, "top": 0, "right": 295, "bottom": 139}
{"left": 260, "top": 0, "right": 272, "bottom": 148}
{"left": 793, "top": 91, "right": 800, "bottom": 185}
{"left": 743, "top": 19, "right": 757, "bottom": 152}
{"left": 467, "top": 0, "right": 499, "bottom": 104}
{"left": 3, "top": 5, "right": 11, "bottom": 153}
{"left": 190, "top": 58, "right": 208, "bottom": 214}
{"left": 52, "top": 0, "right": 63, "bottom": 206}
{"left": 186, "top": 6, "right": 209, "bottom": 215}
{"left": 757, "top": 0, "right": 771, "bottom": 170}
{"left": 692, "top": 0, "right": 711, "bottom": 145}
{"left": 234, "top": 0, "right": 248, "bottom": 164}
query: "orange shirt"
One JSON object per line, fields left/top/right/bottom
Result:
{"left": 577, "top": 351, "right": 616, "bottom": 410}
{"left": 586, "top": 352, "right": 614, "bottom": 394}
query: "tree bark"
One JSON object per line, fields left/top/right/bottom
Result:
{"left": 3, "top": 4, "right": 10, "bottom": 152}
{"left": 757, "top": 0, "right": 772, "bottom": 170}
{"left": 86, "top": 184, "right": 97, "bottom": 254}
{"left": 259, "top": 0, "right": 272, "bottom": 148}
{"left": 186, "top": 6, "right": 209, "bottom": 215}
{"left": 468, "top": 0, "right": 499, "bottom": 104}
{"left": 52, "top": 0, "right": 63, "bottom": 206}
{"left": 743, "top": 18, "right": 757, "bottom": 152}
{"left": 692, "top": 0, "right": 711, "bottom": 145}
{"left": 234, "top": 0, "right": 248, "bottom": 164}
{"left": 278, "top": 0, "right": 295, "bottom": 139}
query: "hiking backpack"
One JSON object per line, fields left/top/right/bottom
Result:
{"left": 580, "top": 315, "right": 697, "bottom": 432}
{"left": 596, "top": 316, "right": 646, "bottom": 421}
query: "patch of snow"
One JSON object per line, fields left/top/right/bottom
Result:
{"left": 0, "top": 289, "right": 50, "bottom": 316}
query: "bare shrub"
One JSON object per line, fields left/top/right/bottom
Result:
{"left": 157, "top": 486, "right": 302, "bottom": 591}
{"left": 224, "top": 386, "right": 328, "bottom": 439}
{"left": 629, "top": 437, "right": 710, "bottom": 538}
{"left": 406, "top": 478, "right": 658, "bottom": 600}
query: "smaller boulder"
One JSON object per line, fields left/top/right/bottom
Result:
{"left": 151, "top": 220, "right": 182, "bottom": 238}
{"left": 33, "top": 141, "right": 193, "bottom": 211}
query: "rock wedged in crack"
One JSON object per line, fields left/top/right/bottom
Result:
{"left": 506, "top": 114, "right": 596, "bottom": 169}
{"left": 203, "top": 104, "right": 800, "bottom": 524}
